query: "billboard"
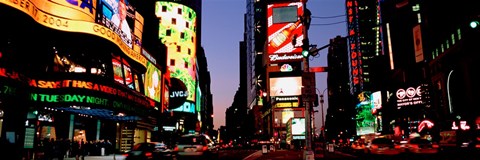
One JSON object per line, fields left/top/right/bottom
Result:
{"left": 355, "top": 91, "right": 375, "bottom": 136}
{"left": 292, "top": 118, "right": 305, "bottom": 136}
{"left": 0, "top": 0, "right": 147, "bottom": 67}
{"left": 269, "top": 76, "right": 302, "bottom": 97}
{"left": 396, "top": 84, "right": 428, "bottom": 107}
{"left": 267, "top": 2, "right": 304, "bottom": 62}
{"left": 144, "top": 61, "right": 162, "bottom": 102}
{"left": 155, "top": 1, "right": 197, "bottom": 106}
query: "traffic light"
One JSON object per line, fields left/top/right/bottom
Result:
{"left": 302, "top": 38, "right": 310, "bottom": 57}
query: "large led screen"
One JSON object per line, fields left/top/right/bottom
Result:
{"left": 291, "top": 118, "right": 305, "bottom": 135}
{"left": 269, "top": 76, "right": 302, "bottom": 97}
{"left": 98, "top": 0, "right": 135, "bottom": 48}
{"left": 155, "top": 1, "right": 197, "bottom": 104}
{"left": 144, "top": 61, "right": 162, "bottom": 102}
{"left": 267, "top": 2, "right": 304, "bottom": 55}
{"left": 0, "top": 0, "right": 147, "bottom": 67}
{"left": 355, "top": 91, "right": 375, "bottom": 136}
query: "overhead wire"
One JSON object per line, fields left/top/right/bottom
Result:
{"left": 310, "top": 14, "right": 347, "bottom": 26}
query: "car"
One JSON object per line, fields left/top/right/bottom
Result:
{"left": 174, "top": 134, "right": 219, "bottom": 160}
{"left": 366, "top": 137, "right": 405, "bottom": 155}
{"left": 124, "top": 142, "right": 175, "bottom": 160}
{"left": 350, "top": 141, "right": 368, "bottom": 154}
{"left": 405, "top": 137, "right": 439, "bottom": 154}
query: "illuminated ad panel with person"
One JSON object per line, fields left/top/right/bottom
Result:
{"left": 155, "top": 1, "right": 197, "bottom": 114}
{"left": 0, "top": 0, "right": 147, "bottom": 67}
{"left": 266, "top": 1, "right": 304, "bottom": 63}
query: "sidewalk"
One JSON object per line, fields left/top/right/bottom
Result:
{"left": 243, "top": 149, "right": 304, "bottom": 160}
{"left": 64, "top": 154, "right": 126, "bottom": 160}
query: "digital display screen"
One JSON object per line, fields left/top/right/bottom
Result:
{"left": 292, "top": 118, "right": 305, "bottom": 135}
{"left": 156, "top": 1, "right": 197, "bottom": 104}
{"left": 98, "top": 0, "right": 136, "bottom": 48}
{"left": 144, "top": 61, "right": 162, "bottom": 102}
{"left": 269, "top": 76, "right": 302, "bottom": 97}
{"left": 273, "top": 6, "right": 298, "bottom": 23}
{"left": 112, "top": 58, "right": 124, "bottom": 84}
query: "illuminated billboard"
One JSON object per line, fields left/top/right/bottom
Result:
{"left": 144, "top": 61, "right": 162, "bottom": 102}
{"left": 98, "top": 0, "right": 135, "bottom": 48}
{"left": 396, "top": 85, "right": 427, "bottom": 107}
{"left": 155, "top": 1, "right": 197, "bottom": 105}
{"left": 267, "top": 2, "right": 304, "bottom": 61}
{"left": 355, "top": 91, "right": 375, "bottom": 136}
{"left": 292, "top": 118, "right": 305, "bottom": 136}
{"left": 269, "top": 76, "right": 302, "bottom": 97}
{"left": 0, "top": 0, "right": 147, "bottom": 67}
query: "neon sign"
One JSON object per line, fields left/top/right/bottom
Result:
{"left": 31, "top": 93, "right": 108, "bottom": 106}
{"left": 29, "top": 79, "right": 153, "bottom": 108}
{"left": 346, "top": 0, "right": 363, "bottom": 92}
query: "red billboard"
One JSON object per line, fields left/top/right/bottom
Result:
{"left": 267, "top": 2, "right": 304, "bottom": 62}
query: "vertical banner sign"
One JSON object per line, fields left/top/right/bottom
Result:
{"left": 346, "top": 0, "right": 363, "bottom": 93}
{"left": 413, "top": 24, "right": 424, "bottom": 63}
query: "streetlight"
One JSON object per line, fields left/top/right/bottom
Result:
{"left": 320, "top": 88, "right": 328, "bottom": 138}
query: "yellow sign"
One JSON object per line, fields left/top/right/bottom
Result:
{"left": 275, "top": 102, "right": 299, "bottom": 108}
{"left": 0, "top": 0, "right": 147, "bottom": 67}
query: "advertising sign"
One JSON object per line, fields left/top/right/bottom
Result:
{"left": 346, "top": 0, "right": 363, "bottom": 93}
{"left": 0, "top": 0, "right": 147, "bottom": 67}
{"left": 292, "top": 117, "right": 305, "bottom": 136}
{"left": 155, "top": 1, "right": 197, "bottom": 103}
{"left": 266, "top": 2, "right": 304, "bottom": 63}
{"left": 396, "top": 85, "right": 425, "bottom": 107}
{"left": 269, "top": 76, "right": 302, "bottom": 97}
{"left": 144, "top": 61, "right": 162, "bottom": 102}
{"left": 168, "top": 78, "right": 188, "bottom": 109}
{"left": 355, "top": 91, "right": 375, "bottom": 136}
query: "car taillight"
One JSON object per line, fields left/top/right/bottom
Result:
{"left": 203, "top": 146, "right": 208, "bottom": 151}
{"left": 410, "top": 144, "right": 419, "bottom": 149}
{"left": 433, "top": 144, "right": 439, "bottom": 148}
{"left": 123, "top": 153, "right": 129, "bottom": 157}
{"left": 145, "top": 152, "right": 153, "bottom": 157}
{"left": 371, "top": 145, "right": 378, "bottom": 149}
{"left": 394, "top": 145, "right": 401, "bottom": 149}
{"left": 174, "top": 146, "right": 179, "bottom": 151}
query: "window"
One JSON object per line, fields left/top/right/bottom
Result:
{"left": 162, "top": 6, "right": 167, "bottom": 12}
{"left": 178, "top": 8, "right": 182, "bottom": 14}
{"left": 184, "top": 62, "right": 188, "bottom": 69}
{"left": 180, "top": 32, "right": 185, "bottom": 39}
{"left": 186, "top": 22, "right": 189, "bottom": 28}
{"left": 170, "top": 59, "right": 175, "bottom": 66}
{"left": 166, "top": 29, "right": 172, "bottom": 36}
{"left": 177, "top": 46, "right": 181, "bottom": 52}
{"left": 172, "top": 18, "right": 177, "bottom": 25}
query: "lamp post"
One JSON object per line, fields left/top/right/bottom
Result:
{"left": 320, "top": 88, "right": 328, "bottom": 138}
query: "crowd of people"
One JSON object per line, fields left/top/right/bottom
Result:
{"left": 38, "top": 138, "right": 113, "bottom": 160}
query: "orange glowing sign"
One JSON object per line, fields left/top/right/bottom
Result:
{"left": 0, "top": 0, "right": 147, "bottom": 67}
